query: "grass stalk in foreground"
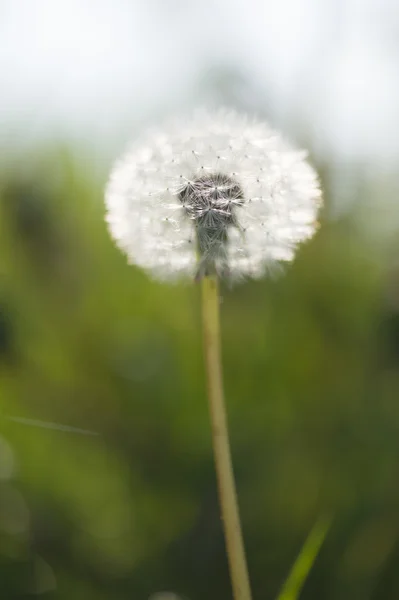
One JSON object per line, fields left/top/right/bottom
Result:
{"left": 277, "top": 514, "right": 331, "bottom": 600}
{"left": 201, "top": 275, "right": 252, "bottom": 600}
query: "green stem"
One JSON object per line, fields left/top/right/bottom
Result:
{"left": 201, "top": 275, "right": 252, "bottom": 600}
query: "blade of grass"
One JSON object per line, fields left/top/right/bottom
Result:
{"left": 4, "top": 415, "right": 99, "bottom": 435}
{"left": 276, "top": 514, "right": 331, "bottom": 600}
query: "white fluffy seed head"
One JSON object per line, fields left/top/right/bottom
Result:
{"left": 105, "top": 108, "right": 322, "bottom": 282}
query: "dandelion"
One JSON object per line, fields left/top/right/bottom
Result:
{"left": 105, "top": 108, "right": 321, "bottom": 282}
{"left": 105, "top": 108, "right": 323, "bottom": 600}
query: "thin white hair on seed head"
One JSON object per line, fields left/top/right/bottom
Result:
{"left": 105, "top": 108, "right": 322, "bottom": 283}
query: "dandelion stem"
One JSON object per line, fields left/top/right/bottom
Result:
{"left": 201, "top": 275, "right": 252, "bottom": 600}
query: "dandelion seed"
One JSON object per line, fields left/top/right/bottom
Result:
{"left": 105, "top": 108, "right": 321, "bottom": 282}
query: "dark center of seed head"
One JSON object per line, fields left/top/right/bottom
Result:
{"left": 178, "top": 173, "right": 244, "bottom": 277}
{"left": 178, "top": 172, "right": 244, "bottom": 228}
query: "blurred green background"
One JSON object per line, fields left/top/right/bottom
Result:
{"left": 2, "top": 1, "right": 399, "bottom": 598}
{"left": 1, "top": 149, "right": 399, "bottom": 600}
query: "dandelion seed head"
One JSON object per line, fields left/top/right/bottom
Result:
{"left": 105, "top": 108, "right": 322, "bottom": 282}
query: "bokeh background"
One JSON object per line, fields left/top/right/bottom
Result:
{"left": 1, "top": 0, "right": 399, "bottom": 598}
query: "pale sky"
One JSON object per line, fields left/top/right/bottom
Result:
{"left": 1, "top": 0, "right": 399, "bottom": 168}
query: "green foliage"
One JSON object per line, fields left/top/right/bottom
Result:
{"left": 0, "top": 148, "right": 399, "bottom": 599}
{"left": 277, "top": 515, "right": 331, "bottom": 600}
